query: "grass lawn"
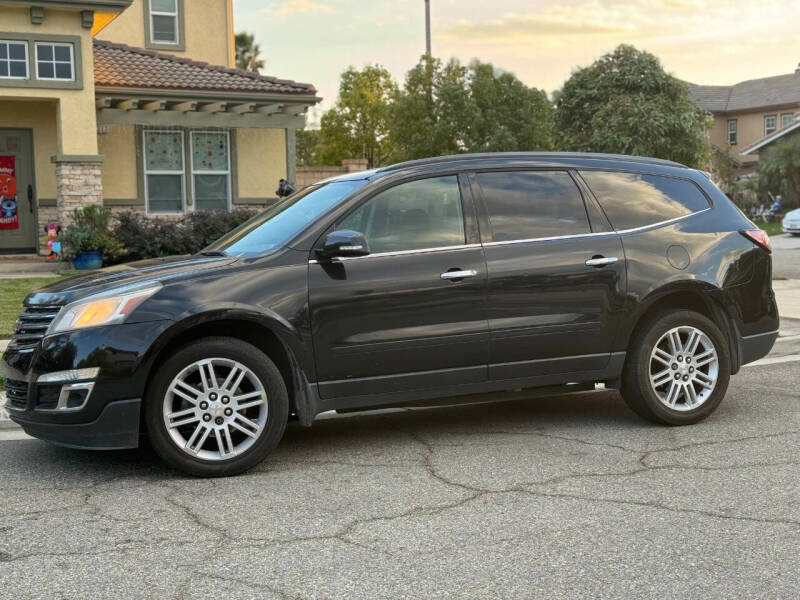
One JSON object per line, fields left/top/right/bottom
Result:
{"left": 0, "top": 277, "right": 61, "bottom": 339}
{"left": 759, "top": 221, "right": 784, "bottom": 236}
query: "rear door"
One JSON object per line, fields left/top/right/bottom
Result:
{"left": 472, "top": 169, "right": 627, "bottom": 381}
{"left": 308, "top": 174, "right": 489, "bottom": 400}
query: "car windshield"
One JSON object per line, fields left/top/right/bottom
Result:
{"left": 203, "top": 180, "right": 367, "bottom": 257}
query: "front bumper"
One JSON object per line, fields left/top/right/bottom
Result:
{"left": 2, "top": 320, "right": 171, "bottom": 450}
{"left": 10, "top": 398, "right": 141, "bottom": 450}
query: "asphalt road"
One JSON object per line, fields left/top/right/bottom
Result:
{"left": 1, "top": 350, "right": 799, "bottom": 599}
{"left": 771, "top": 233, "right": 800, "bottom": 279}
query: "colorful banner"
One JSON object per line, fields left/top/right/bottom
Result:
{"left": 0, "top": 156, "right": 19, "bottom": 230}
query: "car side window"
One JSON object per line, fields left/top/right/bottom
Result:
{"left": 476, "top": 171, "right": 590, "bottom": 242}
{"left": 580, "top": 171, "right": 711, "bottom": 231}
{"left": 337, "top": 176, "right": 465, "bottom": 254}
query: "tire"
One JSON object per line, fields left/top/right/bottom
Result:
{"left": 145, "top": 337, "right": 288, "bottom": 477}
{"left": 621, "top": 310, "right": 730, "bottom": 425}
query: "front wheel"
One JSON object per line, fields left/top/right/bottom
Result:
{"left": 145, "top": 337, "right": 288, "bottom": 477}
{"left": 621, "top": 310, "right": 730, "bottom": 425}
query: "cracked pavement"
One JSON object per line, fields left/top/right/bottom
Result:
{"left": 1, "top": 359, "right": 799, "bottom": 599}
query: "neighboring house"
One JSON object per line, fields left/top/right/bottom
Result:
{"left": 688, "top": 64, "right": 800, "bottom": 174}
{"left": 0, "top": 0, "right": 319, "bottom": 254}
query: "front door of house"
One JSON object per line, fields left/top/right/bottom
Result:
{"left": 0, "top": 129, "right": 36, "bottom": 253}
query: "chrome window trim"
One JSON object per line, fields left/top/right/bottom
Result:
{"left": 309, "top": 243, "right": 481, "bottom": 264}
{"left": 482, "top": 207, "right": 711, "bottom": 247}
{"left": 307, "top": 207, "right": 711, "bottom": 260}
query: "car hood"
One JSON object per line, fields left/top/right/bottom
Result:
{"left": 784, "top": 208, "right": 800, "bottom": 219}
{"left": 25, "top": 254, "right": 239, "bottom": 307}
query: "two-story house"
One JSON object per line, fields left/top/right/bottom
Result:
{"left": 0, "top": 0, "right": 319, "bottom": 254}
{"left": 687, "top": 64, "right": 800, "bottom": 175}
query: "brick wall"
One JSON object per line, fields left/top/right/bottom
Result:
{"left": 296, "top": 159, "right": 369, "bottom": 189}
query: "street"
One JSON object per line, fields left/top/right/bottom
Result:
{"left": 1, "top": 237, "right": 800, "bottom": 599}
{"left": 771, "top": 232, "right": 800, "bottom": 280}
{"left": 1, "top": 350, "right": 799, "bottom": 598}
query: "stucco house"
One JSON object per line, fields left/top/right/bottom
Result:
{"left": 0, "top": 0, "right": 319, "bottom": 254}
{"left": 688, "top": 64, "right": 800, "bottom": 174}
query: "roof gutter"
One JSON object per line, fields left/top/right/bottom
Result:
{"left": 94, "top": 86, "right": 321, "bottom": 105}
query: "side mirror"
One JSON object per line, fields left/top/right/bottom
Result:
{"left": 317, "top": 230, "right": 370, "bottom": 259}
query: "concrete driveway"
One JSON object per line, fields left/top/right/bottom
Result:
{"left": 771, "top": 233, "right": 800, "bottom": 280}
{"left": 1, "top": 350, "right": 799, "bottom": 598}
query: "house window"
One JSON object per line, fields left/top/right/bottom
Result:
{"left": 144, "top": 130, "right": 185, "bottom": 213}
{"left": 781, "top": 113, "right": 795, "bottom": 129}
{"left": 35, "top": 42, "right": 74, "bottom": 81}
{"left": 149, "top": 0, "right": 180, "bottom": 45}
{"left": 191, "top": 132, "right": 231, "bottom": 211}
{"left": 764, "top": 115, "right": 777, "bottom": 136}
{"left": 727, "top": 119, "right": 737, "bottom": 145}
{"left": 0, "top": 40, "right": 29, "bottom": 79}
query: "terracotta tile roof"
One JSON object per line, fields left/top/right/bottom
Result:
{"left": 93, "top": 39, "right": 316, "bottom": 96}
{"left": 687, "top": 68, "right": 800, "bottom": 113}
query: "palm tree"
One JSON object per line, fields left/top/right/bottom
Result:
{"left": 235, "top": 32, "right": 265, "bottom": 72}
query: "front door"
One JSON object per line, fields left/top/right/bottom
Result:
{"left": 473, "top": 169, "right": 627, "bottom": 380}
{"left": 309, "top": 174, "right": 488, "bottom": 401}
{"left": 0, "top": 129, "right": 36, "bottom": 253}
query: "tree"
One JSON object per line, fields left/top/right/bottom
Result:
{"left": 554, "top": 45, "right": 711, "bottom": 168}
{"left": 317, "top": 65, "right": 397, "bottom": 168}
{"left": 759, "top": 136, "right": 800, "bottom": 208}
{"left": 235, "top": 32, "right": 264, "bottom": 72}
{"left": 390, "top": 56, "right": 473, "bottom": 161}
{"left": 390, "top": 56, "right": 555, "bottom": 161}
{"left": 296, "top": 129, "right": 320, "bottom": 166}
{"left": 466, "top": 60, "right": 555, "bottom": 153}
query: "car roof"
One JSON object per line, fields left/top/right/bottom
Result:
{"left": 319, "top": 152, "right": 692, "bottom": 185}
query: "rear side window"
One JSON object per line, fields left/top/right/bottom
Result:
{"left": 580, "top": 171, "right": 710, "bottom": 231}
{"left": 476, "top": 171, "right": 590, "bottom": 242}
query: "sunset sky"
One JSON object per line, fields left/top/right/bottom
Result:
{"left": 234, "top": 0, "right": 800, "bottom": 120}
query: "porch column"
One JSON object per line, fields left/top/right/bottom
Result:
{"left": 52, "top": 156, "right": 104, "bottom": 224}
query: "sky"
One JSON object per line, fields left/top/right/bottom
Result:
{"left": 234, "top": 0, "right": 800, "bottom": 123}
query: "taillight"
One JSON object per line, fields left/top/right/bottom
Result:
{"left": 739, "top": 229, "right": 772, "bottom": 253}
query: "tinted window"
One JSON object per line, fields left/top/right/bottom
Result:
{"left": 580, "top": 171, "right": 710, "bottom": 231}
{"left": 338, "top": 176, "right": 465, "bottom": 254}
{"left": 477, "top": 171, "right": 590, "bottom": 242}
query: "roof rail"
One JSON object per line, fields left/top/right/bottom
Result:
{"left": 376, "top": 152, "right": 687, "bottom": 173}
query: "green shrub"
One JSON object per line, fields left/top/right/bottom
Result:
{"left": 61, "top": 206, "right": 124, "bottom": 263}
{"left": 112, "top": 209, "right": 258, "bottom": 262}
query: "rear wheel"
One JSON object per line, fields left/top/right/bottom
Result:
{"left": 621, "top": 310, "right": 730, "bottom": 425}
{"left": 145, "top": 337, "right": 288, "bottom": 477}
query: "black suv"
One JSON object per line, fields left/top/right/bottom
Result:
{"left": 2, "top": 153, "right": 779, "bottom": 476}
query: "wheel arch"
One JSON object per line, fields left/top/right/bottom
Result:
{"left": 620, "top": 282, "right": 740, "bottom": 374}
{"left": 139, "top": 309, "right": 319, "bottom": 432}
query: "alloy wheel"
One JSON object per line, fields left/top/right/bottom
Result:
{"left": 162, "top": 358, "right": 268, "bottom": 460}
{"left": 648, "top": 326, "right": 719, "bottom": 411}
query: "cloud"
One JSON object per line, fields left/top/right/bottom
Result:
{"left": 439, "top": 10, "right": 638, "bottom": 43}
{"left": 261, "top": 0, "right": 333, "bottom": 17}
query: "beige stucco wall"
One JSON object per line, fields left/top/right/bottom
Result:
{"left": 236, "top": 129, "right": 287, "bottom": 200}
{"left": 0, "top": 7, "right": 98, "bottom": 156}
{"left": 98, "top": 125, "right": 139, "bottom": 200}
{"left": 711, "top": 107, "right": 800, "bottom": 161}
{"left": 99, "top": 0, "right": 233, "bottom": 67}
{"left": 0, "top": 100, "right": 59, "bottom": 200}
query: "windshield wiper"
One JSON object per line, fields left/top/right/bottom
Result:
{"left": 199, "top": 250, "right": 227, "bottom": 257}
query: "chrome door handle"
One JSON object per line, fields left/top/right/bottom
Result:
{"left": 585, "top": 256, "right": 618, "bottom": 267}
{"left": 440, "top": 269, "right": 477, "bottom": 280}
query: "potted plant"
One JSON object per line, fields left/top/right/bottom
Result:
{"left": 61, "top": 206, "right": 123, "bottom": 270}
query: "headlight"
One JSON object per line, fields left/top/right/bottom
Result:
{"left": 48, "top": 282, "right": 162, "bottom": 334}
